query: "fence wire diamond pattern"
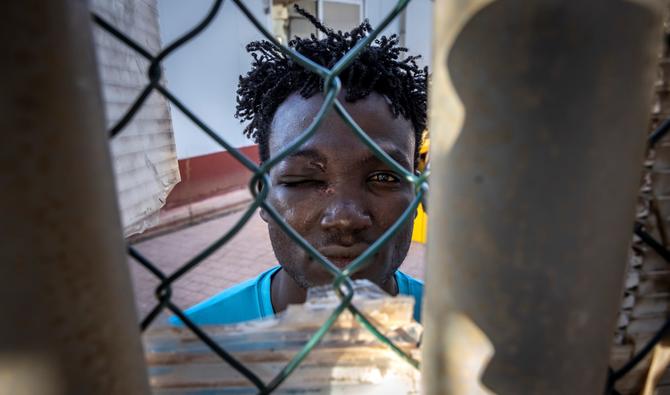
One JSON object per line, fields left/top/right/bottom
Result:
{"left": 92, "top": 1, "right": 670, "bottom": 393}
{"left": 95, "top": 0, "right": 423, "bottom": 392}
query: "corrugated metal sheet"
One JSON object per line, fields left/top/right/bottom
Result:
{"left": 90, "top": 0, "right": 180, "bottom": 237}
{"left": 611, "top": 2, "right": 670, "bottom": 392}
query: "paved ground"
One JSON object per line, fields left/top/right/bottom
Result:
{"left": 128, "top": 207, "right": 426, "bottom": 322}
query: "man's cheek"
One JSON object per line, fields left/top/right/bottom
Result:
{"left": 379, "top": 196, "right": 415, "bottom": 228}
{"left": 269, "top": 191, "right": 315, "bottom": 220}
{"left": 279, "top": 203, "right": 320, "bottom": 233}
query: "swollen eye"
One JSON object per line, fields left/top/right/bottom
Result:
{"left": 281, "top": 179, "right": 322, "bottom": 187}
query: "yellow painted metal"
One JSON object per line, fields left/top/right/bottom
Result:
{"left": 412, "top": 132, "right": 430, "bottom": 243}
{"left": 412, "top": 203, "right": 428, "bottom": 243}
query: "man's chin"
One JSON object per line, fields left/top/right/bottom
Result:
{"left": 301, "top": 273, "right": 336, "bottom": 289}
{"left": 281, "top": 258, "right": 393, "bottom": 290}
{"left": 302, "top": 268, "right": 388, "bottom": 289}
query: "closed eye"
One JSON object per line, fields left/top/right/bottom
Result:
{"left": 279, "top": 179, "right": 323, "bottom": 188}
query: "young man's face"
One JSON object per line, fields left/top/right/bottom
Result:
{"left": 261, "top": 91, "right": 416, "bottom": 289}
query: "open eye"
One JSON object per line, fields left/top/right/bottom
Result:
{"left": 368, "top": 172, "right": 400, "bottom": 184}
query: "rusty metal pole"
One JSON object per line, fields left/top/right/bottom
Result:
{"left": 0, "top": 1, "right": 150, "bottom": 394}
{"left": 422, "top": 1, "right": 665, "bottom": 394}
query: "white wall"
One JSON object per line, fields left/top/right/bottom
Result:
{"left": 92, "top": 0, "right": 181, "bottom": 236}
{"left": 159, "top": 0, "right": 433, "bottom": 160}
{"left": 404, "top": 0, "right": 433, "bottom": 69}
{"left": 364, "top": 0, "right": 401, "bottom": 39}
{"left": 158, "top": 0, "right": 267, "bottom": 159}
{"left": 365, "top": 0, "right": 433, "bottom": 69}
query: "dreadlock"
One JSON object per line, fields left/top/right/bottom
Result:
{"left": 235, "top": 5, "right": 428, "bottom": 164}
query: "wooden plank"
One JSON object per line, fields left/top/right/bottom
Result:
{"left": 143, "top": 281, "right": 422, "bottom": 393}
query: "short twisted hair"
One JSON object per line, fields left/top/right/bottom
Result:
{"left": 235, "top": 6, "right": 428, "bottom": 163}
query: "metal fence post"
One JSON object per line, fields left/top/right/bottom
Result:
{"left": 422, "top": 1, "right": 665, "bottom": 394}
{"left": 1, "top": 1, "right": 150, "bottom": 394}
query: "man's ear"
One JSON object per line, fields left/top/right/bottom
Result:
{"left": 260, "top": 207, "right": 270, "bottom": 223}
{"left": 255, "top": 172, "right": 271, "bottom": 224}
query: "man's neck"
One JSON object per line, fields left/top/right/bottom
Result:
{"left": 269, "top": 269, "right": 307, "bottom": 313}
{"left": 269, "top": 268, "right": 399, "bottom": 314}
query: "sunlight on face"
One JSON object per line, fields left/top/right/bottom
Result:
{"left": 261, "top": 92, "right": 416, "bottom": 289}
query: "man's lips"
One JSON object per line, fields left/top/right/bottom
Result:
{"left": 326, "top": 257, "right": 354, "bottom": 268}
{"left": 319, "top": 244, "right": 369, "bottom": 268}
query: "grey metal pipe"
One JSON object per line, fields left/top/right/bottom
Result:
{"left": 422, "top": 1, "right": 665, "bottom": 394}
{"left": 0, "top": 1, "right": 150, "bottom": 394}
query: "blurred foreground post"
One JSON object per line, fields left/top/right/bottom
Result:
{"left": 422, "top": 1, "right": 665, "bottom": 394}
{"left": 0, "top": 1, "right": 150, "bottom": 394}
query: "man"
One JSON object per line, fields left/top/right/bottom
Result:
{"left": 176, "top": 7, "right": 428, "bottom": 325}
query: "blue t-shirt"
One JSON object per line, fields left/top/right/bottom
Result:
{"left": 171, "top": 266, "right": 423, "bottom": 325}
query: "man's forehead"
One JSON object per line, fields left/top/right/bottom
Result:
{"left": 282, "top": 141, "right": 410, "bottom": 166}
{"left": 268, "top": 92, "right": 415, "bottom": 161}
{"left": 269, "top": 93, "right": 321, "bottom": 139}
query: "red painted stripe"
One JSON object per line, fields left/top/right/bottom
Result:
{"left": 165, "top": 145, "right": 260, "bottom": 208}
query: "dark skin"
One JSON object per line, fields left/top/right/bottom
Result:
{"left": 259, "top": 91, "right": 417, "bottom": 313}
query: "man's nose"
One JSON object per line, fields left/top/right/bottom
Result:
{"left": 320, "top": 199, "right": 372, "bottom": 233}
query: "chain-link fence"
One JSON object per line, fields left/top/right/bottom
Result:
{"left": 91, "top": 1, "right": 670, "bottom": 393}
{"left": 95, "top": 0, "right": 424, "bottom": 392}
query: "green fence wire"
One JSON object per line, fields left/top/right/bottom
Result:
{"left": 94, "top": 0, "right": 424, "bottom": 393}
{"left": 92, "top": 1, "right": 670, "bottom": 393}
